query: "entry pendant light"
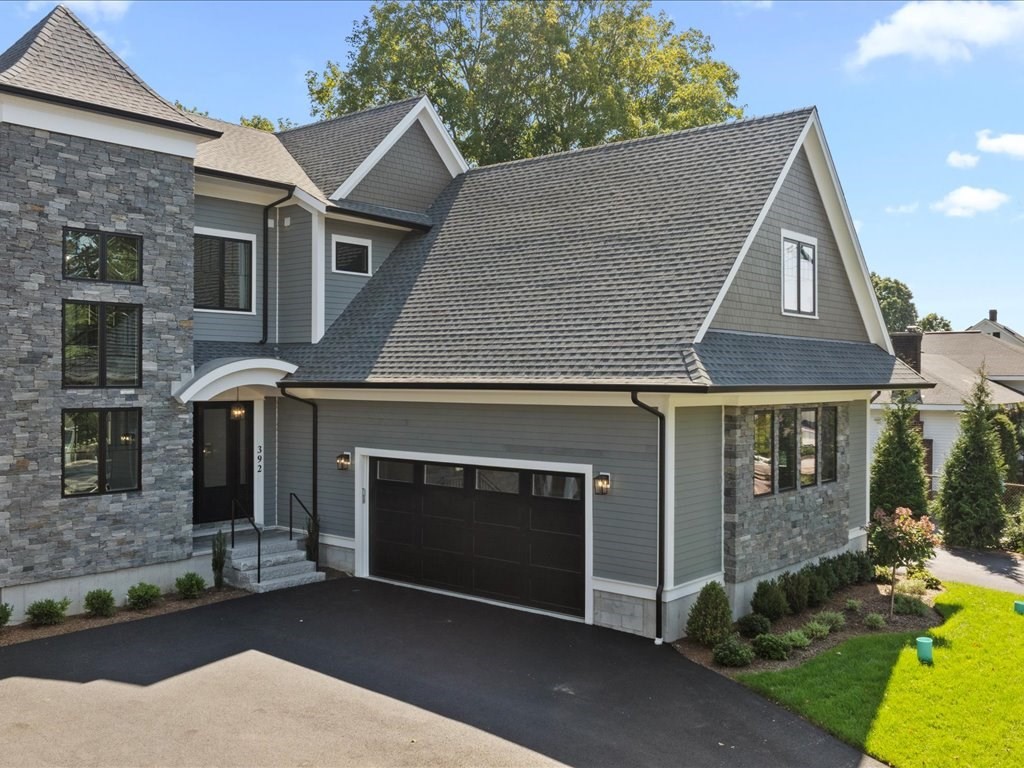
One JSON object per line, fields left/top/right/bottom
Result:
{"left": 230, "top": 387, "right": 245, "bottom": 421}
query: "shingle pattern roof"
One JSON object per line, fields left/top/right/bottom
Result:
{"left": 193, "top": 341, "right": 311, "bottom": 369}
{"left": 922, "top": 332, "right": 1024, "bottom": 378}
{"left": 290, "top": 109, "right": 902, "bottom": 388}
{"left": 0, "top": 5, "right": 210, "bottom": 134}
{"left": 328, "top": 198, "right": 433, "bottom": 228}
{"left": 277, "top": 97, "right": 422, "bottom": 199}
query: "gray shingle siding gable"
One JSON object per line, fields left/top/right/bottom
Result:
{"left": 347, "top": 122, "right": 453, "bottom": 212}
{"left": 674, "top": 407, "right": 723, "bottom": 585}
{"left": 277, "top": 205, "right": 312, "bottom": 343}
{"left": 193, "top": 195, "right": 267, "bottom": 343}
{"left": 276, "top": 399, "right": 659, "bottom": 585}
{"left": 709, "top": 148, "right": 869, "bottom": 342}
{"left": 324, "top": 218, "right": 408, "bottom": 329}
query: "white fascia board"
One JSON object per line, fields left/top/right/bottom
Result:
{"left": 292, "top": 187, "right": 327, "bottom": 215}
{"left": 173, "top": 359, "right": 298, "bottom": 403}
{"left": 311, "top": 213, "right": 326, "bottom": 343}
{"left": 871, "top": 402, "right": 964, "bottom": 412}
{"left": 324, "top": 210, "right": 413, "bottom": 232}
{"left": 693, "top": 115, "right": 813, "bottom": 343}
{"left": 331, "top": 96, "right": 468, "bottom": 201}
{"left": 195, "top": 175, "right": 292, "bottom": 206}
{"left": 0, "top": 92, "right": 202, "bottom": 158}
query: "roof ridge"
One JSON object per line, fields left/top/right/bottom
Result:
{"left": 465, "top": 106, "right": 817, "bottom": 174}
{"left": 275, "top": 95, "right": 424, "bottom": 135}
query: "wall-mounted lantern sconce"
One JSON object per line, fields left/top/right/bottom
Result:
{"left": 595, "top": 472, "right": 612, "bottom": 495}
{"left": 336, "top": 452, "right": 352, "bottom": 471}
{"left": 120, "top": 432, "right": 135, "bottom": 445}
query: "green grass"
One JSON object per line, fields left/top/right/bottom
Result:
{"left": 739, "top": 583, "right": 1024, "bottom": 768}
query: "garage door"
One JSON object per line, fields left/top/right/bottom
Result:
{"left": 369, "top": 457, "right": 585, "bottom": 617}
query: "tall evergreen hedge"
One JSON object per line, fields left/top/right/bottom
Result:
{"left": 871, "top": 391, "right": 929, "bottom": 516}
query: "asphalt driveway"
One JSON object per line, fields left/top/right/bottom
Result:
{"left": 0, "top": 578, "right": 878, "bottom": 767}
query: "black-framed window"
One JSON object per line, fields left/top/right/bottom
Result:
{"left": 782, "top": 237, "right": 816, "bottom": 315}
{"left": 63, "top": 228, "right": 142, "bottom": 283}
{"left": 754, "top": 410, "right": 774, "bottom": 496}
{"left": 800, "top": 408, "right": 818, "bottom": 487}
{"left": 778, "top": 409, "right": 798, "bottom": 491}
{"left": 754, "top": 405, "right": 840, "bottom": 495}
{"left": 194, "top": 234, "right": 253, "bottom": 311}
{"left": 62, "top": 301, "right": 141, "bottom": 388}
{"left": 820, "top": 406, "right": 838, "bottom": 483}
{"left": 62, "top": 408, "right": 141, "bottom": 496}
{"left": 333, "top": 238, "right": 370, "bottom": 275}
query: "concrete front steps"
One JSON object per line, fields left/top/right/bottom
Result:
{"left": 224, "top": 530, "right": 325, "bottom": 594}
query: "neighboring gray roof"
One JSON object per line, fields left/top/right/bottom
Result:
{"left": 923, "top": 331, "right": 1024, "bottom": 378}
{"left": 876, "top": 352, "right": 1024, "bottom": 406}
{"left": 968, "top": 317, "right": 1024, "bottom": 347}
{"left": 277, "top": 97, "right": 422, "bottom": 199}
{"left": 0, "top": 5, "right": 216, "bottom": 136}
{"left": 193, "top": 341, "right": 310, "bottom": 369}
{"left": 287, "top": 109, "right": 913, "bottom": 390}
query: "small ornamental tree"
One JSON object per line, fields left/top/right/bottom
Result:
{"left": 871, "top": 390, "right": 929, "bottom": 517}
{"left": 868, "top": 507, "right": 940, "bottom": 616}
{"left": 937, "top": 370, "right": 1006, "bottom": 548}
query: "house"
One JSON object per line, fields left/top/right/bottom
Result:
{"left": 0, "top": 6, "right": 925, "bottom": 641}
{"left": 968, "top": 309, "right": 1024, "bottom": 351}
{"left": 871, "top": 330, "right": 1024, "bottom": 491}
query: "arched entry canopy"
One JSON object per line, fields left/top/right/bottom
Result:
{"left": 173, "top": 357, "right": 298, "bottom": 404}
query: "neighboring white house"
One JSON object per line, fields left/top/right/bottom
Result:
{"left": 870, "top": 331, "right": 1024, "bottom": 491}
{"left": 968, "top": 309, "right": 1024, "bottom": 351}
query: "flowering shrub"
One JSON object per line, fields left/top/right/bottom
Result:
{"left": 868, "top": 506, "right": 941, "bottom": 615}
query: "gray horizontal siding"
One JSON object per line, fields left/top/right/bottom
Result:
{"left": 847, "top": 400, "right": 868, "bottom": 529}
{"left": 276, "top": 400, "right": 659, "bottom": 585}
{"left": 324, "top": 218, "right": 407, "bottom": 330}
{"left": 193, "top": 195, "right": 265, "bottom": 343}
{"left": 277, "top": 205, "right": 312, "bottom": 343}
{"left": 675, "top": 406, "right": 723, "bottom": 584}
{"left": 347, "top": 121, "right": 453, "bottom": 212}
{"left": 710, "top": 148, "right": 869, "bottom": 342}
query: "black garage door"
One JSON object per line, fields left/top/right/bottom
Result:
{"left": 369, "top": 457, "right": 585, "bottom": 617}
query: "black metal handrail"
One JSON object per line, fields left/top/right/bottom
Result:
{"left": 230, "top": 498, "right": 261, "bottom": 583}
{"left": 289, "top": 492, "right": 319, "bottom": 572}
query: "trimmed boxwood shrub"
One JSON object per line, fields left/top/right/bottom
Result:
{"left": 126, "top": 582, "right": 161, "bottom": 610}
{"left": 84, "top": 589, "right": 116, "bottom": 618}
{"left": 712, "top": 634, "right": 754, "bottom": 668}
{"left": 778, "top": 570, "right": 809, "bottom": 614}
{"left": 685, "top": 581, "right": 733, "bottom": 648}
{"left": 804, "top": 567, "right": 829, "bottom": 607}
{"left": 736, "top": 612, "right": 771, "bottom": 639}
{"left": 750, "top": 579, "right": 789, "bottom": 622}
{"left": 175, "top": 572, "right": 206, "bottom": 600}
{"left": 26, "top": 597, "right": 71, "bottom": 626}
{"left": 0, "top": 602, "right": 12, "bottom": 628}
{"left": 752, "top": 633, "right": 791, "bottom": 661}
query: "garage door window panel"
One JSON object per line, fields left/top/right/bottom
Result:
{"left": 532, "top": 473, "right": 583, "bottom": 500}
{"left": 476, "top": 468, "right": 520, "bottom": 494}
{"left": 377, "top": 460, "right": 415, "bottom": 483}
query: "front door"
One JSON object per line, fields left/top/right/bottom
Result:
{"left": 194, "top": 402, "right": 253, "bottom": 525}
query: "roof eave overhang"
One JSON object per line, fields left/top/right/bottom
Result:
{"left": 325, "top": 204, "right": 432, "bottom": 232}
{"left": 195, "top": 166, "right": 294, "bottom": 191}
{"left": 279, "top": 381, "right": 711, "bottom": 393}
{"left": 705, "top": 381, "right": 935, "bottom": 394}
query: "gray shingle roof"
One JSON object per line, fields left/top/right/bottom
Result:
{"left": 0, "top": 5, "right": 215, "bottom": 136}
{"left": 288, "top": 109, "right": 914, "bottom": 390}
{"left": 277, "top": 97, "right": 422, "bottom": 199}
{"left": 922, "top": 332, "right": 1024, "bottom": 378}
{"left": 194, "top": 341, "right": 311, "bottom": 369}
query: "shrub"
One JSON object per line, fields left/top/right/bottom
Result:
{"left": 778, "top": 570, "right": 809, "bottom": 615}
{"left": 815, "top": 610, "right": 846, "bottom": 632}
{"left": 126, "top": 582, "right": 161, "bottom": 610}
{"left": 853, "top": 551, "right": 874, "bottom": 584}
{"left": 864, "top": 612, "right": 887, "bottom": 630}
{"left": 211, "top": 530, "right": 227, "bottom": 589}
{"left": 906, "top": 566, "right": 942, "bottom": 590}
{"left": 781, "top": 629, "right": 811, "bottom": 649}
{"left": 0, "top": 602, "right": 12, "bottom": 628}
{"left": 175, "top": 572, "right": 206, "bottom": 600}
{"left": 873, "top": 565, "right": 894, "bottom": 584}
{"left": 817, "top": 559, "right": 840, "bottom": 596}
{"left": 712, "top": 634, "right": 754, "bottom": 668}
{"left": 25, "top": 597, "right": 71, "bottom": 626}
{"left": 736, "top": 613, "right": 771, "bottom": 639}
{"left": 802, "top": 620, "right": 831, "bottom": 640}
{"left": 752, "top": 633, "right": 791, "bottom": 661}
{"left": 870, "top": 390, "right": 929, "bottom": 517}
{"left": 84, "top": 589, "right": 116, "bottom": 618}
{"left": 896, "top": 578, "right": 927, "bottom": 596}
{"left": 804, "top": 568, "right": 829, "bottom": 607}
{"left": 844, "top": 598, "right": 863, "bottom": 613}
{"left": 835, "top": 552, "right": 860, "bottom": 588}
{"left": 750, "top": 579, "right": 789, "bottom": 622}
{"left": 305, "top": 514, "right": 320, "bottom": 562}
{"left": 685, "top": 581, "right": 734, "bottom": 647}
{"left": 893, "top": 594, "right": 929, "bottom": 616}
{"left": 869, "top": 506, "right": 941, "bottom": 616}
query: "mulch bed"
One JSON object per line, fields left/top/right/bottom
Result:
{"left": 674, "top": 581, "right": 944, "bottom": 678}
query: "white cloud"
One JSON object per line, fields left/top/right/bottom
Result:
{"left": 946, "top": 150, "right": 980, "bottom": 168}
{"left": 848, "top": 1, "right": 1024, "bottom": 70}
{"left": 976, "top": 128, "right": 1024, "bottom": 158}
{"left": 884, "top": 202, "right": 920, "bottom": 214}
{"left": 931, "top": 186, "right": 1010, "bottom": 216}
{"left": 24, "top": 1, "right": 133, "bottom": 23}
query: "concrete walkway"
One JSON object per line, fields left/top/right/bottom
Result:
{"left": 928, "top": 547, "right": 1024, "bottom": 593}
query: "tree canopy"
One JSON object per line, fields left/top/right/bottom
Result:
{"left": 239, "top": 114, "right": 297, "bottom": 132}
{"left": 306, "top": 0, "right": 742, "bottom": 166}
{"left": 917, "top": 312, "right": 952, "bottom": 332}
{"left": 871, "top": 273, "right": 918, "bottom": 333}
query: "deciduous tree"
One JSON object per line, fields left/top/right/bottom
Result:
{"left": 868, "top": 507, "right": 940, "bottom": 616}
{"left": 239, "top": 114, "right": 297, "bottom": 132}
{"left": 918, "top": 312, "right": 952, "bottom": 332}
{"left": 871, "top": 273, "right": 918, "bottom": 333}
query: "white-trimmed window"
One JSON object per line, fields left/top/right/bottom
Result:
{"left": 781, "top": 229, "right": 817, "bottom": 317}
{"left": 332, "top": 234, "right": 372, "bottom": 276}
{"left": 194, "top": 227, "right": 256, "bottom": 313}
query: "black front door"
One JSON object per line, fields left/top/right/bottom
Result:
{"left": 194, "top": 402, "right": 253, "bottom": 525}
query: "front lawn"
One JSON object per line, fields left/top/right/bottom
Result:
{"left": 740, "top": 583, "right": 1024, "bottom": 768}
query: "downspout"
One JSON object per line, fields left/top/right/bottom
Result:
{"left": 280, "top": 389, "right": 318, "bottom": 568}
{"left": 631, "top": 392, "right": 666, "bottom": 645}
{"left": 260, "top": 188, "right": 295, "bottom": 344}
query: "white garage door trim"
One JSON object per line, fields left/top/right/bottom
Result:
{"left": 353, "top": 447, "right": 594, "bottom": 625}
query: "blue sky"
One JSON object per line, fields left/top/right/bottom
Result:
{"left": 4, "top": 1, "right": 1022, "bottom": 332}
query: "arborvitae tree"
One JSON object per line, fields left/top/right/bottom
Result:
{"left": 990, "top": 409, "right": 1022, "bottom": 484}
{"left": 937, "top": 370, "right": 1006, "bottom": 548}
{"left": 871, "top": 390, "right": 929, "bottom": 516}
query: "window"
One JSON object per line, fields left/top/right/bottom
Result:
{"left": 476, "top": 468, "right": 520, "bottom": 494}
{"left": 755, "top": 405, "right": 839, "bottom": 494}
{"left": 820, "top": 406, "right": 838, "bottom": 483}
{"left": 753, "top": 411, "right": 774, "bottom": 496}
{"left": 424, "top": 464, "right": 464, "bottom": 488}
{"left": 532, "top": 473, "right": 582, "bottom": 500}
{"left": 332, "top": 235, "right": 371, "bottom": 276}
{"left": 62, "top": 409, "right": 141, "bottom": 496}
{"left": 778, "top": 409, "right": 798, "bottom": 491}
{"left": 800, "top": 408, "right": 817, "bottom": 487}
{"left": 782, "top": 231, "right": 816, "bottom": 316}
{"left": 194, "top": 233, "right": 253, "bottom": 312}
{"left": 63, "top": 301, "right": 141, "bottom": 387}
{"left": 63, "top": 228, "right": 142, "bottom": 283}
{"left": 377, "top": 460, "right": 414, "bottom": 483}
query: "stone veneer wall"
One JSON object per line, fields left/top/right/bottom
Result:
{"left": 723, "top": 404, "right": 851, "bottom": 585}
{"left": 0, "top": 123, "right": 195, "bottom": 589}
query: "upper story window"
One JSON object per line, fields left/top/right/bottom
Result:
{"left": 781, "top": 230, "right": 817, "bottom": 317}
{"left": 62, "top": 408, "right": 141, "bottom": 496}
{"left": 332, "top": 234, "right": 371, "bottom": 276}
{"left": 194, "top": 230, "right": 254, "bottom": 313}
{"left": 63, "top": 300, "right": 142, "bottom": 388}
{"left": 63, "top": 228, "right": 142, "bottom": 283}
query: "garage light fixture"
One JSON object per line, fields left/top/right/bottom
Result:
{"left": 336, "top": 452, "right": 352, "bottom": 471}
{"left": 595, "top": 472, "right": 612, "bottom": 495}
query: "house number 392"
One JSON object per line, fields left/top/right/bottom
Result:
{"left": 256, "top": 445, "right": 263, "bottom": 473}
